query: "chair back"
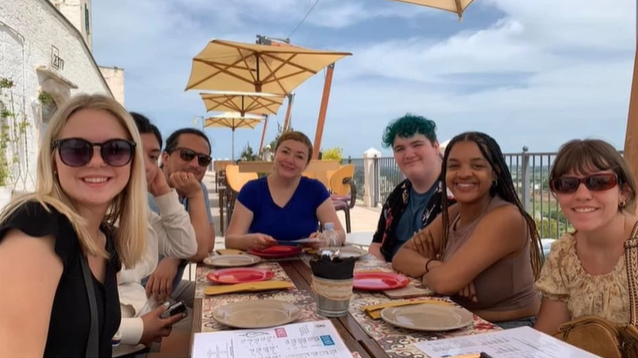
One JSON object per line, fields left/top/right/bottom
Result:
{"left": 329, "top": 164, "right": 355, "bottom": 196}
{"left": 225, "top": 165, "right": 258, "bottom": 193}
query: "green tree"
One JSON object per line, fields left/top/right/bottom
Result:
{"left": 321, "top": 146, "right": 343, "bottom": 162}
{"left": 534, "top": 215, "right": 572, "bottom": 239}
{"left": 239, "top": 142, "right": 260, "bottom": 161}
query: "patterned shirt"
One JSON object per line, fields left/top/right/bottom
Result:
{"left": 372, "top": 179, "right": 455, "bottom": 262}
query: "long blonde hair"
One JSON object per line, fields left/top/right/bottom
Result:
{"left": 0, "top": 94, "right": 147, "bottom": 268}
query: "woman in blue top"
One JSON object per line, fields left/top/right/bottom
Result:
{"left": 225, "top": 131, "right": 346, "bottom": 250}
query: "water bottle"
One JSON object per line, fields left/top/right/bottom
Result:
{"left": 321, "top": 222, "right": 340, "bottom": 248}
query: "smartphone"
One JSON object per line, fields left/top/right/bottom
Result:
{"left": 160, "top": 301, "right": 187, "bottom": 319}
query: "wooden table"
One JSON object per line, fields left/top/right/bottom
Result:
{"left": 191, "top": 259, "right": 389, "bottom": 358}
{"left": 279, "top": 260, "right": 390, "bottom": 358}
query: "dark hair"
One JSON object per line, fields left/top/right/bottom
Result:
{"left": 275, "top": 131, "right": 313, "bottom": 163}
{"left": 382, "top": 113, "right": 437, "bottom": 149}
{"left": 550, "top": 139, "right": 636, "bottom": 212}
{"left": 130, "top": 112, "right": 162, "bottom": 150}
{"left": 164, "top": 128, "right": 211, "bottom": 155}
{"left": 440, "top": 131, "right": 543, "bottom": 279}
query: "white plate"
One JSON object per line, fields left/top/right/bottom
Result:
{"left": 202, "top": 254, "right": 261, "bottom": 267}
{"left": 213, "top": 300, "right": 301, "bottom": 328}
{"left": 381, "top": 303, "right": 473, "bottom": 331}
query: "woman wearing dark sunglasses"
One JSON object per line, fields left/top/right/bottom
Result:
{"left": 535, "top": 139, "right": 638, "bottom": 335}
{"left": 0, "top": 94, "right": 148, "bottom": 357}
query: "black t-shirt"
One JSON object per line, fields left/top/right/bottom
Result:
{"left": 0, "top": 201, "right": 122, "bottom": 357}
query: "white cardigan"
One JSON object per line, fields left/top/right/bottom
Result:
{"left": 113, "top": 189, "right": 197, "bottom": 357}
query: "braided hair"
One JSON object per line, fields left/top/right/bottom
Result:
{"left": 440, "top": 132, "right": 543, "bottom": 279}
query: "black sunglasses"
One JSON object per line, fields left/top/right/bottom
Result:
{"left": 52, "top": 138, "right": 136, "bottom": 168}
{"left": 550, "top": 173, "right": 619, "bottom": 194}
{"left": 172, "top": 147, "right": 211, "bottom": 167}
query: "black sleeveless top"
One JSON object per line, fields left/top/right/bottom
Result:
{"left": 0, "top": 201, "right": 121, "bottom": 357}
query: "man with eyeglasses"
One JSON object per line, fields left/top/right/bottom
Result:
{"left": 144, "top": 128, "right": 215, "bottom": 311}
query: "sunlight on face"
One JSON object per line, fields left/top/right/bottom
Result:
{"left": 392, "top": 134, "right": 440, "bottom": 182}
{"left": 445, "top": 140, "right": 495, "bottom": 204}
{"left": 555, "top": 170, "right": 625, "bottom": 233}
{"left": 274, "top": 140, "right": 310, "bottom": 179}
{"left": 55, "top": 109, "right": 131, "bottom": 209}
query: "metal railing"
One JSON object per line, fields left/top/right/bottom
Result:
{"left": 342, "top": 147, "right": 623, "bottom": 240}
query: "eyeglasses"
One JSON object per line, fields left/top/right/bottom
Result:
{"left": 549, "top": 173, "right": 618, "bottom": 194}
{"left": 172, "top": 147, "right": 211, "bottom": 167}
{"left": 52, "top": 138, "right": 136, "bottom": 167}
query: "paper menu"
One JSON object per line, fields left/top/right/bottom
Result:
{"left": 192, "top": 320, "right": 354, "bottom": 358}
{"left": 414, "top": 326, "right": 602, "bottom": 358}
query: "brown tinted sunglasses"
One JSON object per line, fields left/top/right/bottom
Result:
{"left": 549, "top": 173, "right": 618, "bottom": 194}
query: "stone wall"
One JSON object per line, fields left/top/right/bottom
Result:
{"left": 49, "top": 0, "right": 92, "bottom": 50}
{"left": 0, "top": 0, "right": 111, "bottom": 191}
{"left": 100, "top": 66, "right": 125, "bottom": 105}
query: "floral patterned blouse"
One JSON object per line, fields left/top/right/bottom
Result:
{"left": 535, "top": 232, "right": 630, "bottom": 324}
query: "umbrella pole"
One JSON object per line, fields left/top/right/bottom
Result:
{"left": 312, "top": 63, "right": 335, "bottom": 159}
{"left": 232, "top": 128, "right": 235, "bottom": 162}
{"left": 259, "top": 115, "right": 269, "bottom": 153}
{"left": 283, "top": 93, "right": 295, "bottom": 131}
{"left": 624, "top": 35, "right": 638, "bottom": 214}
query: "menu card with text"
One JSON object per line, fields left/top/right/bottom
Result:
{"left": 192, "top": 320, "right": 354, "bottom": 358}
{"left": 414, "top": 326, "right": 602, "bottom": 358}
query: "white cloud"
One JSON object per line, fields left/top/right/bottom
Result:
{"left": 92, "top": 0, "right": 636, "bottom": 159}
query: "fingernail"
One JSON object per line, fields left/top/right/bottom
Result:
{"left": 163, "top": 301, "right": 170, "bottom": 307}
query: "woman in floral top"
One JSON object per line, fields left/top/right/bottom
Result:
{"left": 535, "top": 139, "right": 638, "bottom": 333}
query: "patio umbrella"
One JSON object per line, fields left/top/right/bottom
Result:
{"left": 199, "top": 91, "right": 285, "bottom": 116}
{"left": 386, "top": 0, "right": 475, "bottom": 18}
{"left": 204, "top": 112, "right": 265, "bottom": 161}
{"left": 184, "top": 39, "right": 352, "bottom": 95}
{"left": 623, "top": 19, "right": 638, "bottom": 214}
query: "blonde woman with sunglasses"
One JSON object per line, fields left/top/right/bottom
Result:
{"left": 535, "top": 139, "right": 638, "bottom": 334}
{"left": 0, "top": 94, "right": 148, "bottom": 357}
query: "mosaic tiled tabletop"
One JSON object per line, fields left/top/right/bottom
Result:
{"left": 196, "top": 254, "right": 500, "bottom": 358}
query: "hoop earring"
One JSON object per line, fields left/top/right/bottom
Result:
{"left": 620, "top": 200, "right": 627, "bottom": 208}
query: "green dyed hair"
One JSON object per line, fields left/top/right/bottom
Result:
{"left": 382, "top": 113, "right": 437, "bottom": 149}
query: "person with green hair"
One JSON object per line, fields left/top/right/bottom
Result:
{"left": 369, "top": 114, "right": 454, "bottom": 262}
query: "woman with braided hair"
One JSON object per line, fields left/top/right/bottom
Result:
{"left": 393, "top": 131, "right": 543, "bottom": 329}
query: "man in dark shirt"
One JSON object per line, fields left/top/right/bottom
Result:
{"left": 369, "top": 114, "right": 454, "bottom": 262}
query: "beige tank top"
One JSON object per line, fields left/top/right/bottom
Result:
{"left": 442, "top": 195, "right": 537, "bottom": 312}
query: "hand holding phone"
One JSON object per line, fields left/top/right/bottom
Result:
{"left": 139, "top": 301, "right": 186, "bottom": 346}
{"left": 160, "top": 301, "right": 187, "bottom": 319}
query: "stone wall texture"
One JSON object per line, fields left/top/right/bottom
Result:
{"left": 0, "top": 0, "right": 111, "bottom": 191}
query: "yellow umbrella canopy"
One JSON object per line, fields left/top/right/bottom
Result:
{"left": 204, "top": 112, "right": 265, "bottom": 160}
{"left": 185, "top": 39, "right": 352, "bottom": 95}
{"left": 387, "top": 0, "right": 475, "bottom": 18}
{"left": 199, "top": 91, "right": 285, "bottom": 116}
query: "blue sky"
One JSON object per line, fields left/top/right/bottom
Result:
{"left": 91, "top": 0, "right": 635, "bottom": 159}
